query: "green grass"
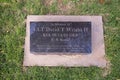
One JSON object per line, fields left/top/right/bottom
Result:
{"left": 0, "top": 0, "right": 120, "bottom": 80}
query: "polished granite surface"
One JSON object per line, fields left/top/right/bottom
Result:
{"left": 30, "top": 22, "right": 91, "bottom": 54}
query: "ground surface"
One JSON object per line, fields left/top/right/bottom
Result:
{"left": 0, "top": 0, "right": 120, "bottom": 80}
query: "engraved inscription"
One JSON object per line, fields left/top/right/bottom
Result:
{"left": 30, "top": 22, "right": 91, "bottom": 54}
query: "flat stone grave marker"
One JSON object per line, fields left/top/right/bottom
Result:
{"left": 23, "top": 15, "right": 107, "bottom": 67}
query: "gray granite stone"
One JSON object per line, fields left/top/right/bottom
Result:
{"left": 23, "top": 15, "right": 107, "bottom": 68}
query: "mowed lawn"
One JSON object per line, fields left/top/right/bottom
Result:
{"left": 0, "top": 0, "right": 120, "bottom": 80}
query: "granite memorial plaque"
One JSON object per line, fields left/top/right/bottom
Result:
{"left": 30, "top": 22, "right": 91, "bottom": 54}
{"left": 23, "top": 16, "right": 107, "bottom": 67}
